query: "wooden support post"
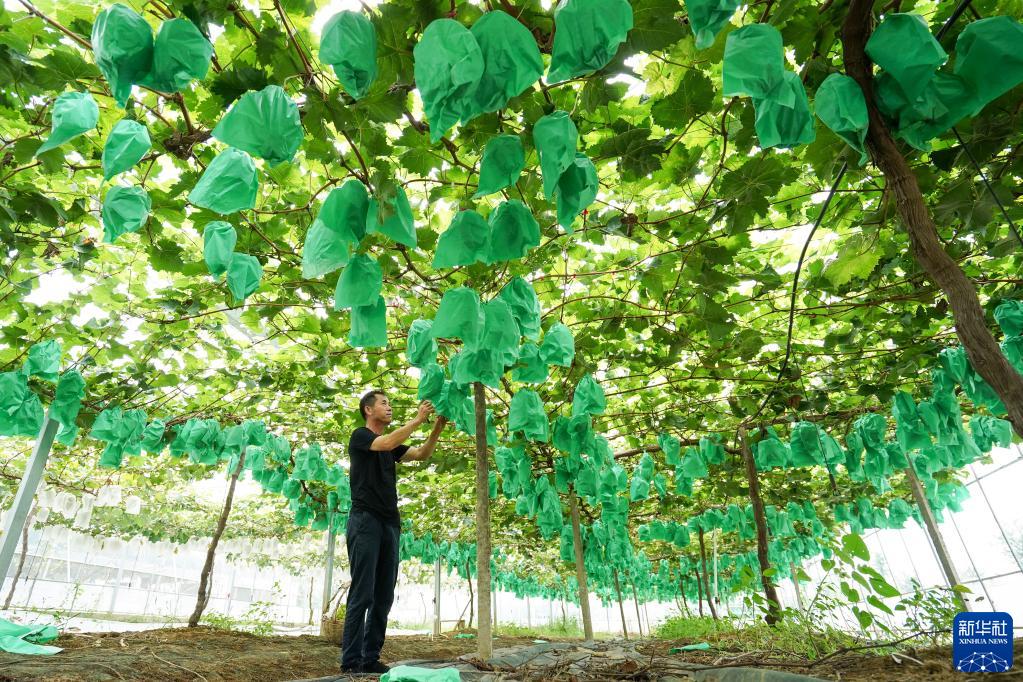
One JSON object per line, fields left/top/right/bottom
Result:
{"left": 694, "top": 567, "right": 704, "bottom": 617}
{"left": 739, "top": 427, "right": 781, "bottom": 625}
{"left": 629, "top": 577, "right": 643, "bottom": 637}
{"left": 612, "top": 568, "right": 629, "bottom": 640}
{"left": 905, "top": 466, "right": 969, "bottom": 611}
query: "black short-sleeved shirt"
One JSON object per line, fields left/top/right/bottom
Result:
{"left": 348, "top": 426, "right": 409, "bottom": 526}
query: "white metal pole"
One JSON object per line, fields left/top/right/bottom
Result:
{"left": 321, "top": 523, "right": 336, "bottom": 617}
{"left": 433, "top": 558, "right": 442, "bottom": 637}
{"left": 0, "top": 417, "right": 58, "bottom": 581}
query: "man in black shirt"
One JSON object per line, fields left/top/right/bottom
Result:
{"left": 341, "top": 390, "right": 447, "bottom": 674}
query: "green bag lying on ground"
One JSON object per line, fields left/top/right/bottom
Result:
{"left": 102, "top": 186, "right": 151, "bottom": 243}
{"left": 380, "top": 664, "right": 461, "bottom": 681}
{"left": 534, "top": 110, "right": 579, "bottom": 200}
{"left": 475, "top": 134, "right": 525, "bottom": 198}
{"left": 227, "top": 254, "right": 262, "bottom": 302}
{"left": 508, "top": 389, "right": 549, "bottom": 442}
{"left": 320, "top": 11, "right": 377, "bottom": 100}
{"left": 37, "top": 92, "right": 99, "bottom": 155}
{"left": 572, "top": 374, "right": 605, "bottom": 416}
{"left": 685, "top": 0, "right": 743, "bottom": 49}
{"left": 213, "top": 85, "right": 303, "bottom": 167}
{"left": 512, "top": 344, "right": 548, "bottom": 383}
{"left": 540, "top": 323, "right": 574, "bottom": 367}
{"left": 754, "top": 70, "right": 816, "bottom": 149}
{"left": 138, "top": 18, "right": 213, "bottom": 93}
{"left": 487, "top": 200, "right": 540, "bottom": 263}
{"left": 350, "top": 296, "right": 388, "bottom": 348}
{"left": 367, "top": 182, "right": 417, "bottom": 248}
{"left": 91, "top": 3, "right": 153, "bottom": 107}
{"left": 547, "top": 0, "right": 633, "bottom": 84}
{"left": 50, "top": 370, "right": 85, "bottom": 430}
{"left": 556, "top": 153, "right": 598, "bottom": 231}
{"left": 407, "top": 319, "right": 438, "bottom": 368}
{"left": 0, "top": 618, "right": 61, "bottom": 656}
{"left": 433, "top": 210, "right": 490, "bottom": 268}
{"left": 23, "top": 340, "right": 61, "bottom": 381}
{"left": 102, "top": 119, "right": 151, "bottom": 180}
{"left": 865, "top": 13, "right": 946, "bottom": 102}
{"left": 499, "top": 277, "right": 542, "bottom": 340}
{"left": 413, "top": 19, "right": 484, "bottom": 142}
{"left": 203, "top": 221, "right": 237, "bottom": 279}
{"left": 431, "top": 287, "right": 485, "bottom": 346}
{"left": 722, "top": 24, "right": 784, "bottom": 100}
{"left": 469, "top": 10, "right": 543, "bottom": 118}
{"left": 333, "top": 254, "right": 382, "bottom": 310}
{"left": 953, "top": 16, "right": 1023, "bottom": 116}
{"left": 814, "top": 73, "right": 868, "bottom": 163}
{"left": 189, "top": 147, "right": 259, "bottom": 215}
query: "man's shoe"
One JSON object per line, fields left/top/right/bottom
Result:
{"left": 361, "top": 660, "right": 390, "bottom": 674}
{"left": 340, "top": 663, "right": 362, "bottom": 674}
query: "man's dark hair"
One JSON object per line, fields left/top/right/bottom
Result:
{"left": 359, "top": 390, "right": 387, "bottom": 420}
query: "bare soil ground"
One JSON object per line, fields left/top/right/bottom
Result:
{"left": 0, "top": 627, "right": 1017, "bottom": 681}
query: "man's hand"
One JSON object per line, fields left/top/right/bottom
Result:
{"left": 414, "top": 400, "right": 435, "bottom": 426}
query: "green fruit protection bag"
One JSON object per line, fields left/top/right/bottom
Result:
{"left": 189, "top": 147, "right": 259, "bottom": 215}
{"left": 547, "top": 0, "right": 633, "bottom": 83}
{"left": 102, "top": 119, "right": 151, "bottom": 180}
{"left": 319, "top": 11, "right": 377, "bottom": 100}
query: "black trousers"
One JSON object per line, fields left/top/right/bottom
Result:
{"left": 340, "top": 508, "right": 400, "bottom": 668}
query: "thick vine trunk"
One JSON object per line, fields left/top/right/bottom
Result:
{"left": 842, "top": 0, "right": 1023, "bottom": 437}
{"left": 568, "top": 489, "right": 594, "bottom": 640}
{"left": 188, "top": 450, "right": 246, "bottom": 627}
{"left": 698, "top": 528, "right": 718, "bottom": 620}
{"left": 3, "top": 507, "right": 32, "bottom": 609}
{"left": 739, "top": 428, "right": 782, "bottom": 624}
{"left": 472, "top": 383, "right": 493, "bottom": 659}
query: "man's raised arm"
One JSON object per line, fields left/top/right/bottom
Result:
{"left": 370, "top": 401, "right": 433, "bottom": 451}
{"left": 404, "top": 416, "right": 448, "bottom": 462}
